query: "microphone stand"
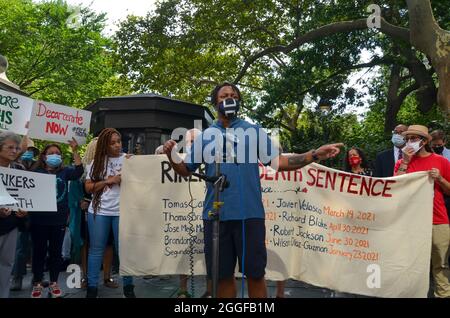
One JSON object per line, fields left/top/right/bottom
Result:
{"left": 192, "top": 163, "right": 229, "bottom": 298}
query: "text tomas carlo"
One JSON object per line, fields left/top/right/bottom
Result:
{"left": 260, "top": 166, "right": 396, "bottom": 198}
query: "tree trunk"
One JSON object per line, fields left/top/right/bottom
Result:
{"left": 402, "top": 48, "right": 437, "bottom": 113}
{"left": 385, "top": 65, "right": 401, "bottom": 133}
{"left": 406, "top": 0, "right": 450, "bottom": 115}
{"left": 385, "top": 63, "right": 420, "bottom": 132}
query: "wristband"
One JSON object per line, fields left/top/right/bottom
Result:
{"left": 312, "top": 150, "right": 319, "bottom": 162}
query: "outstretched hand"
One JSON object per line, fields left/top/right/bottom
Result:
{"left": 68, "top": 138, "right": 79, "bottom": 152}
{"left": 315, "top": 143, "right": 344, "bottom": 160}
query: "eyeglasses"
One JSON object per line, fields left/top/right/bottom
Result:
{"left": 3, "top": 146, "right": 21, "bottom": 152}
{"left": 404, "top": 136, "right": 423, "bottom": 142}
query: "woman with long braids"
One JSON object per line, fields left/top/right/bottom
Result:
{"left": 84, "top": 128, "right": 135, "bottom": 298}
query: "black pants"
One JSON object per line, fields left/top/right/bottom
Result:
{"left": 30, "top": 224, "right": 66, "bottom": 283}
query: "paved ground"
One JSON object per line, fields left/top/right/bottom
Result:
{"left": 9, "top": 270, "right": 434, "bottom": 298}
{"left": 9, "top": 271, "right": 359, "bottom": 298}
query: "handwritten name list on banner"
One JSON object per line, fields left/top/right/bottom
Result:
{"left": 119, "top": 157, "right": 207, "bottom": 276}
{"left": 28, "top": 100, "right": 91, "bottom": 145}
{"left": 0, "top": 89, "right": 34, "bottom": 135}
{"left": 120, "top": 156, "right": 433, "bottom": 298}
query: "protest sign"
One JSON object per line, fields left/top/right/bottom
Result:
{"left": 0, "top": 167, "right": 57, "bottom": 211}
{"left": 28, "top": 100, "right": 91, "bottom": 145}
{"left": 120, "top": 155, "right": 433, "bottom": 297}
{"left": 0, "top": 88, "right": 33, "bottom": 135}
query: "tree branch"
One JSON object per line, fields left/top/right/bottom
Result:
{"left": 19, "top": 65, "right": 58, "bottom": 89}
{"left": 398, "top": 82, "right": 421, "bottom": 102}
{"left": 269, "top": 53, "right": 287, "bottom": 68}
{"left": 296, "top": 57, "right": 396, "bottom": 97}
{"left": 27, "top": 83, "right": 53, "bottom": 96}
{"left": 241, "top": 103, "right": 294, "bottom": 132}
{"left": 406, "top": 0, "right": 440, "bottom": 53}
{"left": 233, "top": 17, "right": 410, "bottom": 83}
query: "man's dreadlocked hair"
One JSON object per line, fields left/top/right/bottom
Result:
{"left": 89, "top": 128, "right": 122, "bottom": 215}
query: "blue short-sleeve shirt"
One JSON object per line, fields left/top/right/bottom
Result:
{"left": 185, "top": 118, "right": 278, "bottom": 221}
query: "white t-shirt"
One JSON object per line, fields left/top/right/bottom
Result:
{"left": 86, "top": 154, "right": 125, "bottom": 216}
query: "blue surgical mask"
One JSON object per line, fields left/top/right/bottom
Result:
{"left": 45, "top": 154, "right": 62, "bottom": 168}
{"left": 21, "top": 150, "right": 34, "bottom": 162}
{"left": 391, "top": 134, "right": 405, "bottom": 148}
{"left": 218, "top": 98, "right": 240, "bottom": 119}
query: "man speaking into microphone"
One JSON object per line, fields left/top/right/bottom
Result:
{"left": 163, "top": 82, "right": 343, "bottom": 298}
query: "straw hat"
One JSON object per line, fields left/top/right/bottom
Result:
{"left": 401, "top": 125, "right": 432, "bottom": 142}
{"left": 26, "top": 138, "right": 40, "bottom": 156}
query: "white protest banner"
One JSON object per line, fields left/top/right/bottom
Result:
{"left": 120, "top": 155, "right": 433, "bottom": 298}
{"left": 0, "top": 181, "right": 18, "bottom": 206}
{"left": 0, "top": 88, "right": 33, "bottom": 135}
{"left": 0, "top": 167, "right": 57, "bottom": 212}
{"left": 28, "top": 100, "right": 91, "bottom": 145}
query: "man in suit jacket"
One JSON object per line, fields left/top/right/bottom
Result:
{"left": 374, "top": 124, "right": 408, "bottom": 177}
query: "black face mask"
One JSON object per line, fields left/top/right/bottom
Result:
{"left": 433, "top": 146, "right": 444, "bottom": 155}
{"left": 217, "top": 98, "right": 240, "bottom": 119}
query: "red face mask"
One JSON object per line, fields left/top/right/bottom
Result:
{"left": 349, "top": 156, "right": 361, "bottom": 166}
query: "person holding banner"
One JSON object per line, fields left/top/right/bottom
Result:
{"left": 0, "top": 131, "right": 28, "bottom": 298}
{"left": 30, "top": 139, "right": 83, "bottom": 298}
{"left": 163, "top": 82, "right": 343, "bottom": 298}
{"left": 78, "top": 137, "right": 119, "bottom": 290}
{"left": 395, "top": 125, "right": 450, "bottom": 298}
{"left": 84, "top": 128, "right": 135, "bottom": 298}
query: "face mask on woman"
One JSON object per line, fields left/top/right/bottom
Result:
{"left": 21, "top": 150, "right": 34, "bottom": 161}
{"left": 349, "top": 156, "right": 361, "bottom": 167}
{"left": 45, "top": 154, "right": 62, "bottom": 168}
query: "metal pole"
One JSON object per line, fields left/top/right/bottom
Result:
{"left": 211, "top": 161, "right": 221, "bottom": 298}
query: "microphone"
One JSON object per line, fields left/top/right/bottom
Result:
{"left": 192, "top": 172, "right": 230, "bottom": 189}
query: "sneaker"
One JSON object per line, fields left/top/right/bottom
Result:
{"left": 31, "top": 283, "right": 44, "bottom": 298}
{"left": 10, "top": 276, "right": 23, "bottom": 291}
{"left": 177, "top": 290, "right": 192, "bottom": 298}
{"left": 123, "top": 284, "right": 136, "bottom": 298}
{"left": 201, "top": 291, "right": 211, "bottom": 298}
{"left": 48, "top": 282, "right": 62, "bottom": 298}
{"left": 80, "top": 277, "right": 87, "bottom": 289}
{"left": 104, "top": 278, "right": 119, "bottom": 289}
{"left": 86, "top": 287, "right": 98, "bottom": 298}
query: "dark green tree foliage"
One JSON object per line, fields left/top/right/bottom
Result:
{"left": 0, "top": 0, "right": 132, "bottom": 160}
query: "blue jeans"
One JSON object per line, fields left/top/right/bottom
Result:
{"left": 87, "top": 213, "right": 132, "bottom": 288}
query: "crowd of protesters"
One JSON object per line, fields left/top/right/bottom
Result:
{"left": 0, "top": 84, "right": 448, "bottom": 299}
{"left": 0, "top": 129, "right": 136, "bottom": 298}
